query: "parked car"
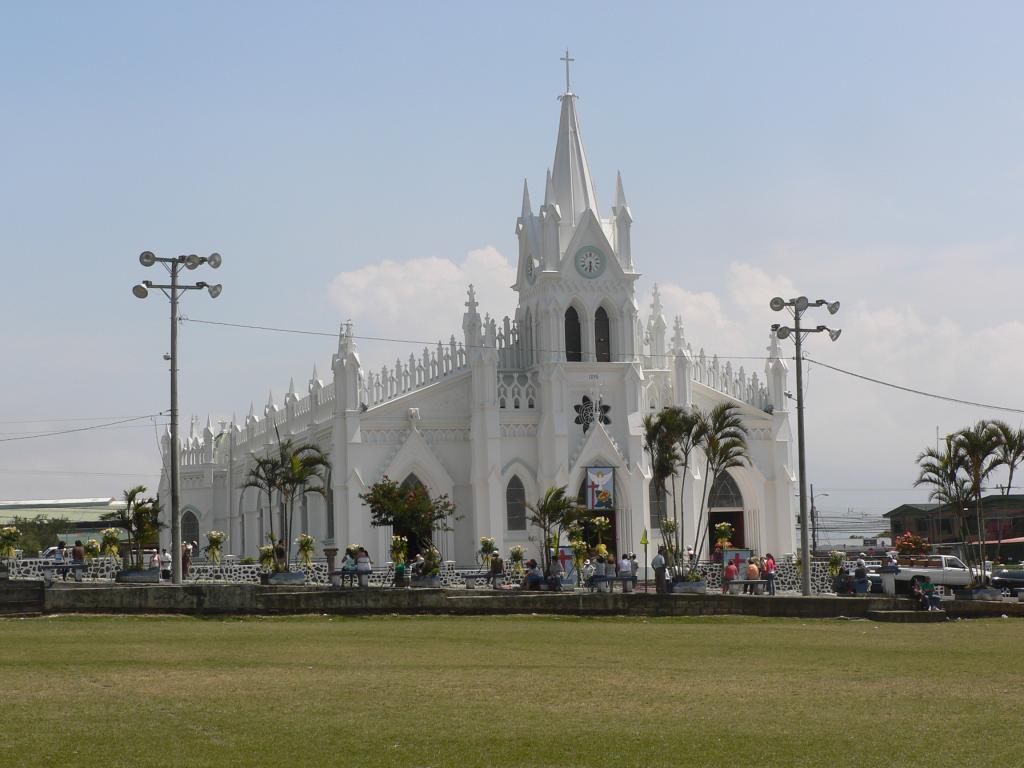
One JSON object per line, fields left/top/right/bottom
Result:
{"left": 991, "top": 568, "right": 1024, "bottom": 596}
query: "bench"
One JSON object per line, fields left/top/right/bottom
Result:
{"left": 39, "top": 562, "right": 89, "bottom": 585}
{"left": 463, "top": 572, "right": 500, "bottom": 589}
{"left": 588, "top": 575, "right": 637, "bottom": 593}
{"left": 328, "top": 569, "right": 363, "bottom": 588}
{"left": 726, "top": 579, "right": 767, "bottom": 595}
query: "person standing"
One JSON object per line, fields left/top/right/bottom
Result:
{"left": 744, "top": 557, "right": 760, "bottom": 594}
{"left": 618, "top": 552, "right": 633, "bottom": 593}
{"left": 54, "top": 541, "right": 68, "bottom": 581}
{"left": 181, "top": 540, "right": 193, "bottom": 579}
{"left": 488, "top": 552, "right": 504, "bottom": 589}
{"left": 651, "top": 546, "right": 667, "bottom": 594}
{"left": 356, "top": 547, "right": 372, "bottom": 588}
{"left": 723, "top": 559, "right": 739, "bottom": 594}
{"left": 160, "top": 548, "right": 172, "bottom": 580}
{"left": 764, "top": 553, "right": 777, "bottom": 596}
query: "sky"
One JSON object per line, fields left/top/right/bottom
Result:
{"left": 2, "top": 2, "right": 1023, "bottom": 543}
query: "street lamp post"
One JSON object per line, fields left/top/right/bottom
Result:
{"left": 133, "top": 251, "right": 222, "bottom": 584}
{"left": 770, "top": 296, "right": 841, "bottom": 596}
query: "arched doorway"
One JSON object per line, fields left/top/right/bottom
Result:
{"left": 575, "top": 473, "right": 618, "bottom": 554}
{"left": 397, "top": 474, "right": 426, "bottom": 559}
{"left": 707, "top": 472, "right": 744, "bottom": 550}
{"left": 181, "top": 509, "right": 200, "bottom": 547}
{"left": 565, "top": 307, "right": 582, "bottom": 362}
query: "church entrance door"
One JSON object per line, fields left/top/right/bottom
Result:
{"left": 708, "top": 511, "right": 744, "bottom": 551}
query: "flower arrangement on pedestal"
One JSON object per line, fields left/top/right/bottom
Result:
{"left": 0, "top": 526, "right": 19, "bottom": 560}
{"left": 258, "top": 545, "right": 275, "bottom": 571}
{"left": 100, "top": 527, "right": 122, "bottom": 560}
{"left": 827, "top": 550, "right": 847, "bottom": 578}
{"left": 569, "top": 537, "right": 589, "bottom": 586}
{"left": 296, "top": 533, "right": 315, "bottom": 567}
{"left": 206, "top": 530, "right": 227, "bottom": 565}
{"left": 390, "top": 535, "right": 408, "bottom": 565}
{"left": 420, "top": 546, "right": 441, "bottom": 578}
{"left": 592, "top": 516, "right": 611, "bottom": 546}
{"left": 84, "top": 539, "right": 101, "bottom": 561}
{"left": 895, "top": 531, "right": 930, "bottom": 556}
{"left": 509, "top": 545, "right": 526, "bottom": 578}
{"left": 478, "top": 536, "right": 496, "bottom": 565}
{"left": 714, "top": 522, "right": 734, "bottom": 549}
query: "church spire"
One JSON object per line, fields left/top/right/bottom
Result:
{"left": 520, "top": 178, "right": 532, "bottom": 218}
{"left": 551, "top": 52, "right": 599, "bottom": 230}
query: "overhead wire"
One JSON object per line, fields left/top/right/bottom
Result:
{"left": 0, "top": 414, "right": 164, "bottom": 443}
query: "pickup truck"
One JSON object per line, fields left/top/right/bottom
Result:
{"left": 882, "top": 555, "right": 975, "bottom": 591}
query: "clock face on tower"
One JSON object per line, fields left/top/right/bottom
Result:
{"left": 574, "top": 246, "right": 606, "bottom": 279}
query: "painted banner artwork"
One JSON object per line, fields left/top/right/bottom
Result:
{"left": 586, "top": 467, "right": 615, "bottom": 510}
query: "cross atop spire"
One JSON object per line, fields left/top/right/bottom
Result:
{"left": 465, "top": 283, "right": 478, "bottom": 313}
{"left": 560, "top": 49, "right": 575, "bottom": 94}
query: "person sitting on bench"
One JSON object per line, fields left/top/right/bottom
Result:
{"left": 524, "top": 559, "right": 544, "bottom": 590}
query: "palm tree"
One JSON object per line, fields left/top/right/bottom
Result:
{"left": 691, "top": 403, "right": 749, "bottom": 560}
{"left": 991, "top": 420, "right": 1024, "bottom": 495}
{"left": 275, "top": 439, "right": 331, "bottom": 568}
{"left": 101, "top": 485, "right": 162, "bottom": 568}
{"left": 954, "top": 420, "right": 1002, "bottom": 582}
{"left": 643, "top": 411, "right": 679, "bottom": 558}
{"left": 915, "top": 436, "right": 971, "bottom": 548}
{"left": 242, "top": 454, "right": 281, "bottom": 561}
{"left": 527, "top": 486, "right": 581, "bottom": 579}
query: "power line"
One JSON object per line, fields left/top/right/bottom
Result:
{"left": 0, "top": 414, "right": 164, "bottom": 443}
{"left": 179, "top": 315, "right": 773, "bottom": 363}
{"left": 0, "top": 424, "right": 168, "bottom": 436}
{"left": 806, "top": 356, "right": 1024, "bottom": 414}
{"left": 0, "top": 415, "right": 152, "bottom": 425}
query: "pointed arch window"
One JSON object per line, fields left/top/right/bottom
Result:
{"left": 595, "top": 306, "right": 611, "bottom": 362}
{"left": 565, "top": 307, "right": 582, "bottom": 362}
{"left": 708, "top": 472, "right": 743, "bottom": 509}
{"left": 506, "top": 476, "right": 527, "bottom": 531}
{"left": 649, "top": 478, "right": 666, "bottom": 530}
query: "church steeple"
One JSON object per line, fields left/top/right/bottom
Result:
{"left": 551, "top": 50, "right": 599, "bottom": 234}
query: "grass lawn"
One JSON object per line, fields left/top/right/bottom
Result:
{"left": 1, "top": 614, "right": 1019, "bottom": 767}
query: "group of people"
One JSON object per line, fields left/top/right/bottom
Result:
{"left": 50, "top": 540, "right": 86, "bottom": 580}
{"left": 722, "top": 554, "right": 777, "bottom": 595}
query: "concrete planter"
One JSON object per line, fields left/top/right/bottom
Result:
{"left": 260, "top": 571, "right": 306, "bottom": 586}
{"left": 115, "top": 568, "right": 160, "bottom": 584}
{"left": 411, "top": 575, "right": 441, "bottom": 588}
{"left": 672, "top": 580, "right": 707, "bottom": 594}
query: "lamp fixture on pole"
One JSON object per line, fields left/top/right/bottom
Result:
{"left": 770, "top": 295, "right": 841, "bottom": 596}
{"left": 133, "top": 251, "right": 223, "bottom": 584}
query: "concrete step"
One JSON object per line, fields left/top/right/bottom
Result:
{"left": 866, "top": 609, "right": 946, "bottom": 623}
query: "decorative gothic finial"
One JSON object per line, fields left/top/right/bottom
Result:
{"left": 768, "top": 329, "right": 782, "bottom": 359}
{"left": 651, "top": 284, "right": 663, "bottom": 315}
{"left": 465, "top": 284, "right": 478, "bottom": 313}
{"left": 672, "top": 315, "right": 686, "bottom": 353}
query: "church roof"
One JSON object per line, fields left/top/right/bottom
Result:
{"left": 551, "top": 91, "right": 599, "bottom": 229}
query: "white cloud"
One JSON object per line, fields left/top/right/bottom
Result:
{"left": 327, "top": 246, "right": 517, "bottom": 369}
{"left": 642, "top": 260, "right": 1024, "bottom": 526}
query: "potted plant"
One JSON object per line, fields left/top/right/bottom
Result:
{"left": 509, "top": 545, "right": 526, "bottom": 581}
{"left": 205, "top": 530, "right": 227, "bottom": 566}
{"left": 104, "top": 487, "right": 163, "bottom": 583}
{"left": 478, "top": 536, "right": 497, "bottom": 567}
{"left": 391, "top": 535, "right": 409, "bottom": 587}
{"left": 83, "top": 539, "right": 101, "bottom": 562}
{"left": 411, "top": 546, "right": 442, "bottom": 587}
{"left": 0, "top": 525, "right": 18, "bottom": 579}
{"left": 296, "top": 533, "right": 315, "bottom": 568}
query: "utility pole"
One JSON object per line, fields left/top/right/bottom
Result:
{"left": 133, "top": 251, "right": 223, "bottom": 584}
{"left": 770, "top": 296, "right": 841, "bottom": 596}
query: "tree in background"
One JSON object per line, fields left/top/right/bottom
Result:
{"left": 361, "top": 476, "right": 457, "bottom": 562}
{"left": 6, "top": 515, "right": 69, "bottom": 557}
{"left": 526, "top": 486, "right": 581, "bottom": 579}
{"left": 101, "top": 486, "right": 162, "bottom": 568}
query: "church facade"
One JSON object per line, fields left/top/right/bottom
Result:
{"left": 160, "top": 77, "right": 797, "bottom": 567}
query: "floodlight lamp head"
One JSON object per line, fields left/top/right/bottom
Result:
{"left": 185, "top": 254, "right": 201, "bottom": 270}
{"left": 775, "top": 326, "right": 791, "bottom": 340}
{"left": 207, "top": 283, "right": 222, "bottom": 299}
{"left": 207, "top": 252, "right": 222, "bottom": 269}
{"left": 794, "top": 296, "right": 809, "bottom": 312}
{"left": 828, "top": 328, "right": 842, "bottom": 342}
{"left": 827, "top": 301, "right": 840, "bottom": 315}
{"left": 769, "top": 297, "right": 786, "bottom": 312}
{"left": 132, "top": 283, "right": 149, "bottom": 299}
{"left": 139, "top": 251, "right": 156, "bottom": 267}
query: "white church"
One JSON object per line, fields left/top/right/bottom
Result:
{"left": 160, "top": 65, "right": 797, "bottom": 567}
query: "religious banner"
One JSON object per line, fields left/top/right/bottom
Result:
{"left": 585, "top": 467, "right": 615, "bottom": 510}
